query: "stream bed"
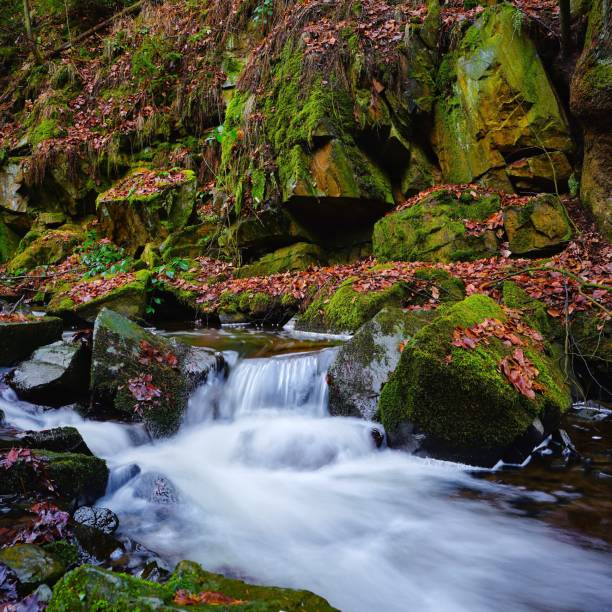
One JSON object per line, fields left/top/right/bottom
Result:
{"left": 1, "top": 326, "right": 612, "bottom": 612}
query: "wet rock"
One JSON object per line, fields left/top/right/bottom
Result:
{"left": 0, "top": 427, "right": 93, "bottom": 456}
{"left": 373, "top": 188, "right": 501, "bottom": 262}
{"left": 0, "top": 450, "right": 108, "bottom": 504}
{"left": 378, "top": 295, "right": 572, "bottom": 466}
{"left": 433, "top": 4, "right": 572, "bottom": 190}
{"left": 91, "top": 308, "right": 224, "bottom": 437}
{"left": 217, "top": 290, "right": 297, "bottom": 327}
{"left": 0, "top": 544, "right": 65, "bottom": 590}
{"left": 328, "top": 307, "right": 434, "bottom": 419}
{"left": 503, "top": 195, "right": 572, "bottom": 256}
{"left": 134, "top": 472, "right": 180, "bottom": 505}
{"left": 73, "top": 506, "right": 119, "bottom": 535}
{"left": 7, "top": 340, "right": 90, "bottom": 406}
{"left": 159, "top": 222, "right": 219, "bottom": 260}
{"left": 47, "top": 270, "right": 152, "bottom": 323}
{"left": 236, "top": 242, "right": 326, "bottom": 278}
{"left": 96, "top": 168, "right": 197, "bottom": 255}
{"left": 48, "top": 560, "right": 339, "bottom": 611}
{"left": 0, "top": 316, "right": 63, "bottom": 367}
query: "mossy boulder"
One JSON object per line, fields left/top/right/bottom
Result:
{"left": 372, "top": 189, "right": 500, "bottom": 262}
{"left": 506, "top": 151, "right": 572, "bottom": 192}
{"left": 48, "top": 560, "right": 338, "bottom": 611}
{"left": 0, "top": 545, "right": 65, "bottom": 591}
{"left": 47, "top": 270, "right": 152, "bottom": 323}
{"left": 297, "top": 279, "right": 412, "bottom": 334}
{"left": 96, "top": 168, "right": 197, "bottom": 255}
{"left": 159, "top": 223, "right": 218, "bottom": 260}
{"left": 7, "top": 227, "right": 83, "bottom": 273}
{"left": 236, "top": 242, "right": 325, "bottom": 278}
{"left": 0, "top": 216, "right": 19, "bottom": 263}
{"left": 216, "top": 291, "right": 297, "bottom": 326}
{"left": 0, "top": 316, "right": 63, "bottom": 366}
{"left": 0, "top": 449, "right": 108, "bottom": 502}
{"left": 378, "top": 295, "right": 571, "bottom": 465}
{"left": 328, "top": 307, "right": 434, "bottom": 419}
{"left": 91, "top": 308, "right": 223, "bottom": 436}
{"left": 0, "top": 426, "right": 92, "bottom": 455}
{"left": 503, "top": 195, "right": 572, "bottom": 255}
{"left": 7, "top": 339, "right": 90, "bottom": 406}
{"left": 433, "top": 4, "right": 572, "bottom": 190}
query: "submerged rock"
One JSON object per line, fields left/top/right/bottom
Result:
{"left": 8, "top": 339, "right": 90, "bottom": 406}
{"left": 90, "top": 308, "right": 223, "bottom": 437}
{"left": 0, "top": 544, "right": 65, "bottom": 591}
{"left": 48, "top": 560, "right": 339, "bottom": 611}
{"left": 328, "top": 307, "right": 434, "bottom": 419}
{"left": 378, "top": 295, "right": 571, "bottom": 466}
{"left": 0, "top": 316, "right": 63, "bottom": 367}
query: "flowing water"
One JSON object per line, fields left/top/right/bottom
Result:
{"left": 2, "top": 327, "right": 612, "bottom": 612}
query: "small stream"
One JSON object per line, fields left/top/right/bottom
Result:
{"left": 1, "top": 327, "right": 612, "bottom": 612}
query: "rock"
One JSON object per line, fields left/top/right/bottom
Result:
{"left": 0, "top": 216, "right": 19, "bottom": 264}
{"left": 48, "top": 561, "right": 339, "bottom": 611}
{"left": 236, "top": 242, "right": 325, "bottom": 278}
{"left": 73, "top": 506, "right": 119, "bottom": 535}
{"left": 373, "top": 189, "right": 501, "bottom": 262}
{"left": 8, "top": 340, "right": 90, "bottom": 406}
{"left": 38, "top": 212, "right": 67, "bottom": 228}
{"left": 0, "top": 159, "right": 28, "bottom": 214}
{"left": 297, "top": 278, "right": 412, "bottom": 334}
{"left": 91, "top": 308, "right": 223, "bottom": 436}
{"left": 0, "top": 316, "right": 63, "bottom": 367}
{"left": 503, "top": 195, "right": 572, "bottom": 255}
{"left": 7, "top": 227, "right": 83, "bottom": 273}
{"left": 159, "top": 222, "right": 218, "bottom": 260}
{"left": 433, "top": 4, "right": 572, "bottom": 190}
{"left": 378, "top": 295, "right": 571, "bottom": 466}
{"left": 96, "top": 168, "right": 197, "bottom": 255}
{"left": 570, "top": 0, "right": 612, "bottom": 239}
{"left": 0, "top": 449, "right": 108, "bottom": 503}
{"left": 0, "top": 545, "right": 65, "bottom": 590}
{"left": 328, "top": 308, "right": 434, "bottom": 419}
{"left": 215, "top": 290, "right": 298, "bottom": 326}
{"left": 0, "top": 427, "right": 93, "bottom": 455}
{"left": 47, "top": 270, "right": 152, "bottom": 323}
{"left": 506, "top": 151, "right": 572, "bottom": 192}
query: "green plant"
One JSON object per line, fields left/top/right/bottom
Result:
{"left": 568, "top": 173, "right": 580, "bottom": 198}
{"left": 511, "top": 9, "right": 524, "bottom": 39}
{"left": 252, "top": 0, "right": 274, "bottom": 26}
{"left": 147, "top": 258, "right": 191, "bottom": 315}
{"left": 78, "top": 231, "right": 132, "bottom": 278}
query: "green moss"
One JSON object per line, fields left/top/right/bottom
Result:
{"left": 29, "top": 118, "right": 61, "bottom": 147}
{"left": 43, "top": 541, "right": 79, "bottom": 568}
{"left": 378, "top": 295, "right": 571, "bottom": 459}
{"left": 0, "top": 217, "right": 19, "bottom": 264}
{"left": 7, "top": 229, "right": 83, "bottom": 273}
{"left": 414, "top": 268, "right": 466, "bottom": 302}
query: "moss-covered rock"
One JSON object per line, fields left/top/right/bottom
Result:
{"left": 0, "top": 215, "right": 19, "bottom": 263}
{"left": 0, "top": 449, "right": 108, "bottom": 502}
{"left": 433, "top": 4, "right": 572, "bottom": 190}
{"left": 236, "top": 242, "right": 325, "bottom": 278}
{"left": 328, "top": 307, "right": 435, "bottom": 419}
{"left": 0, "top": 316, "right": 63, "bottom": 366}
{"left": 47, "top": 270, "right": 151, "bottom": 323}
{"left": 297, "top": 279, "right": 412, "bottom": 334}
{"left": 48, "top": 561, "right": 338, "bottom": 611}
{"left": 91, "top": 308, "right": 222, "bottom": 436}
{"left": 378, "top": 295, "right": 571, "bottom": 465}
{"left": 0, "top": 544, "right": 66, "bottom": 590}
{"left": 159, "top": 223, "right": 218, "bottom": 260}
{"left": 372, "top": 189, "right": 500, "bottom": 262}
{"left": 7, "top": 227, "right": 83, "bottom": 273}
{"left": 216, "top": 290, "right": 297, "bottom": 326}
{"left": 0, "top": 426, "right": 92, "bottom": 456}
{"left": 506, "top": 151, "right": 572, "bottom": 192}
{"left": 96, "top": 168, "right": 197, "bottom": 255}
{"left": 503, "top": 194, "right": 572, "bottom": 255}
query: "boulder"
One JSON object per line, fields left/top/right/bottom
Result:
{"left": 0, "top": 545, "right": 65, "bottom": 590}
{"left": 73, "top": 506, "right": 119, "bottom": 535}
{"left": 216, "top": 290, "right": 297, "bottom": 326}
{"left": 48, "top": 561, "right": 338, "bottom": 611}
{"left": 328, "top": 308, "right": 434, "bottom": 419}
{"left": 506, "top": 151, "right": 572, "bottom": 192}
{"left": 0, "top": 427, "right": 92, "bottom": 455}
{"left": 7, "top": 227, "right": 83, "bottom": 273}
{"left": 378, "top": 295, "right": 571, "bottom": 465}
{"left": 236, "top": 242, "right": 326, "bottom": 278}
{"left": 8, "top": 340, "right": 90, "bottom": 406}
{"left": 372, "top": 189, "right": 501, "bottom": 262}
{"left": 503, "top": 195, "right": 572, "bottom": 255}
{"left": 0, "top": 159, "right": 28, "bottom": 214}
{"left": 159, "top": 222, "right": 218, "bottom": 260}
{"left": 91, "top": 308, "right": 223, "bottom": 436}
{"left": 96, "top": 168, "right": 197, "bottom": 255}
{"left": 0, "top": 449, "right": 108, "bottom": 503}
{"left": 47, "top": 270, "right": 152, "bottom": 323}
{"left": 433, "top": 4, "right": 572, "bottom": 190}
{"left": 0, "top": 316, "right": 63, "bottom": 367}
{"left": 297, "top": 279, "right": 412, "bottom": 334}
{"left": 0, "top": 216, "right": 19, "bottom": 264}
